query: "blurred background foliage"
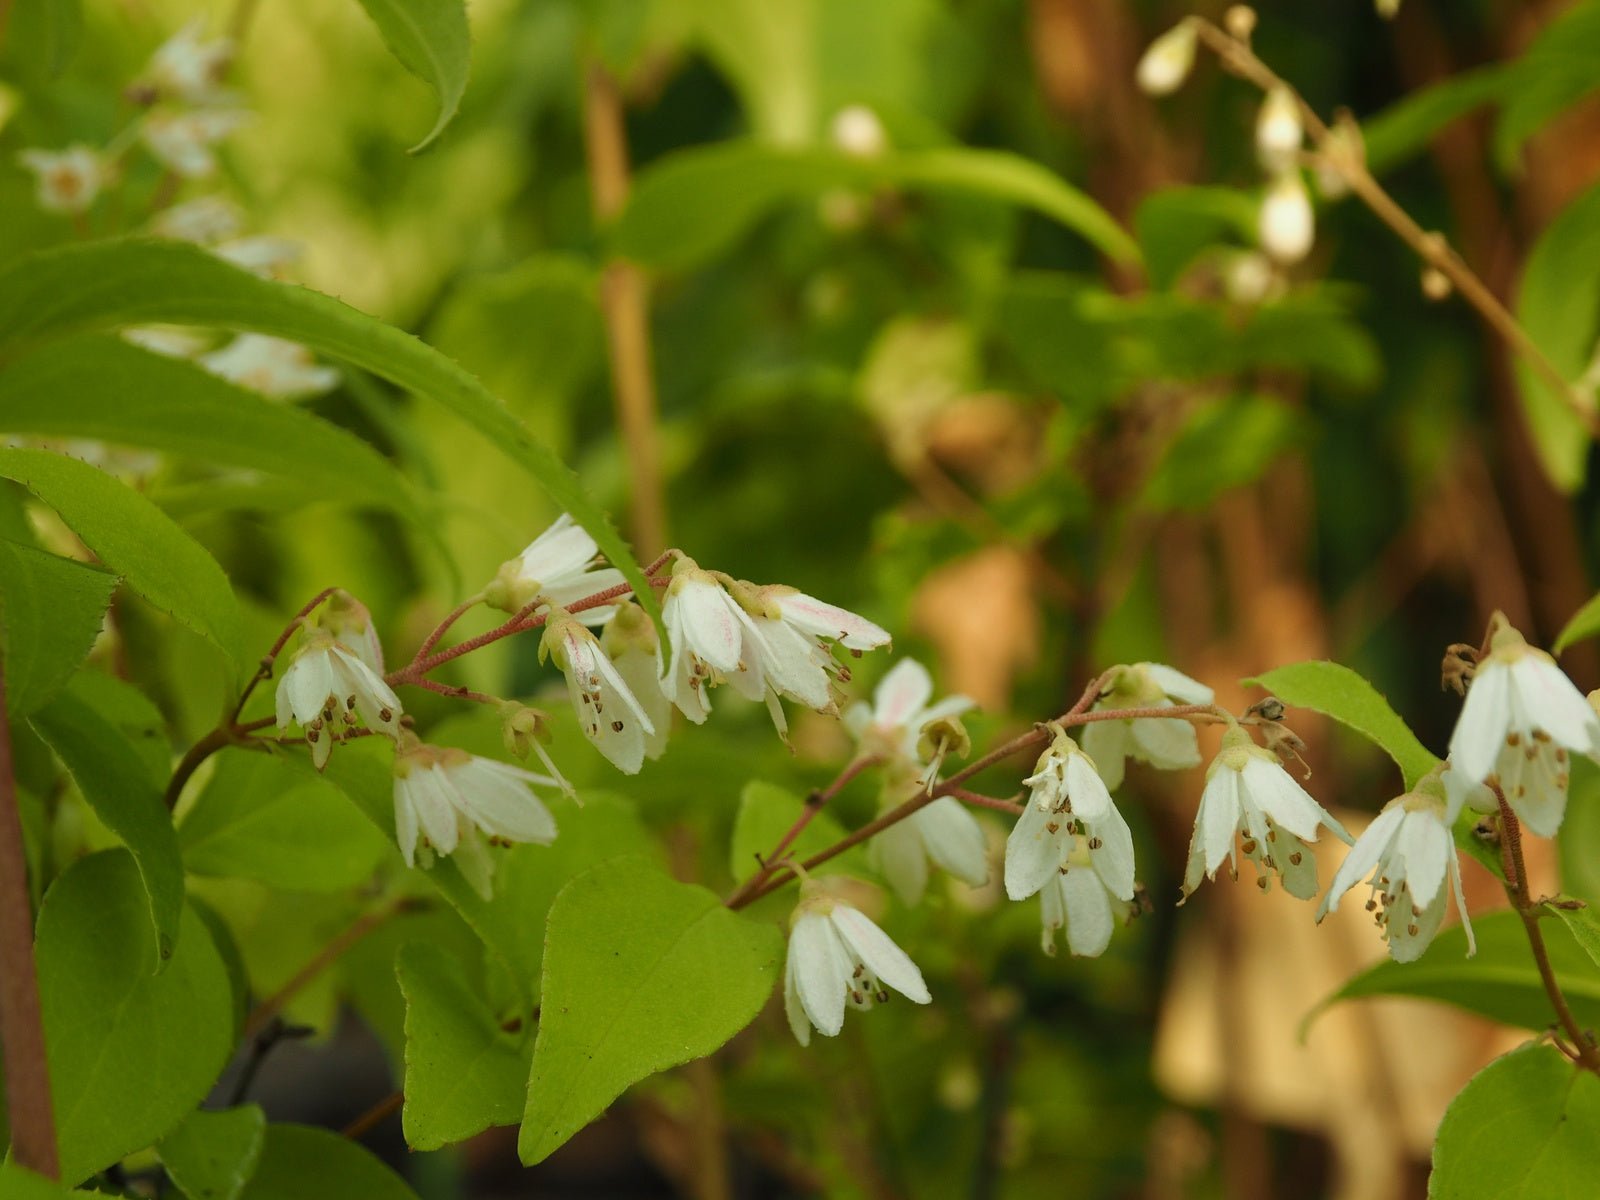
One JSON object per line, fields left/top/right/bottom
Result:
{"left": 5, "top": 0, "right": 1600, "bottom": 1197}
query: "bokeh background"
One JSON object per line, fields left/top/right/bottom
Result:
{"left": 6, "top": 0, "right": 1600, "bottom": 1197}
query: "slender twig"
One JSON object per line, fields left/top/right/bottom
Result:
{"left": 0, "top": 669, "right": 60, "bottom": 1179}
{"left": 1492, "top": 786, "right": 1600, "bottom": 1073}
{"left": 164, "top": 724, "right": 239, "bottom": 811}
{"left": 412, "top": 597, "right": 480, "bottom": 663}
{"left": 945, "top": 787, "right": 1024, "bottom": 815}
{"left": 229, "top": 586, "right": 338, "bottom": 726}
{"left": 342, "top": 1090, "right": 405, "bottom": 1140}
{"left": 1190, "top": 19, "right": 1599, "bottom": 439}
{"left": 403, "top": 679, "right": 498, "bottom": 705}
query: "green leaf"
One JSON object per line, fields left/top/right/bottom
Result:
{"left": 0, "top": 538, "right": 117, "bottom": 716}
{"left": 1554, "top": 590, "right": 1600, "bottom": 655}
{"left": 6, "top": 0, "right": 83, "bottom": 78}
{"left": 729, "top": 779, "right": 848, "bottom": 884}
{"left": 1138, "top": 393, "right": 1303, "bottom": 513}
{"left": 0, "top": 1164, "right": 78, "bottom": 1199}
{"left": 1547, "top": 899, "right": 1600, "bottom": 970}
{"left": 1133, "top": 186, "right": 1258, "bottom": 290}
{"left": 1362, "top": 65, "right": 1514, "bottom": 177}
{"left": 0, "top": 447, "right": 240, "bottom": 668}
{"left": 519, "top": 858, "right": 783, "bottom": 1164}
{"left": 158, "top": 1105, "right": 267, "bottom": 1200}
{"left": 1313, "top": 909, "right": 1600, "bottom": 1034}
{"left": 31, "top": 681, "right": 185, "bottom": 964}
{"left": 0, "top": 334, "right": 422, "bottom": 518}
{"left": 237, "top": 1125, "right": 418, "bottom": 1200}
{"left": 1512, "top": 179, "right": 1600, "bottom": 492}
{"left": 1494, "top": 2, "right": 1600, "bottom": 170}
{"left": 1560, "top": 759, "right": 1600, "bottom": 899}
{"left": 397, "top": 941, "right": 529, "bottom": 1150}
{"left": 36, "top": 851, "right": 234, "bottom": 1186}
{"left": 0, "top": 240, "right": 659, "bottom": 644}
{"left": 352, "top": 0, "right": 471, "bottom": 153}
{"left": 1243, "top": 660, "right": 1438, "bottom": 789}
{"left": 180, "top": 748, "right": 393, "bottom": 892}
{"left": 1430, "top": 1042, "right": 1600, "bottom": 1198}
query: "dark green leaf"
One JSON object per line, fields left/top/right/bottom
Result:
{"left": 397, "top": 941, "right": 529, "bottom": 1150}
{"left": 1138, "top": 393, "right": 1302, "bottom": 513}
{"left": 1494, "top": 3, "right": 1600, "bottom": 170}
{"left": 0, "top": 447, "right": 240, "bottom": 667}
{"left": 1244, "top": 660, "right": 1439, "bottom": 788}
{"left": 520, "top": 858, "right": 783, "bottom": 1163}
{"left": 36, "top": 851, "right": 233, "bottom": 1185}
{"left": 1560, "top": 759, "right": 1600, "bottom": 899}
{"left": 31, "top": 682, "right": 185, "bottom": 963}
{"left": 158, "top": 1105, "right": 267, "bottom": 1200}
{"left": 0, "top": 538, "right": 116, "bottom": 716}
{"left": 352, "top": 0, "right": 471, "bottom": 153}
{"left": 1430, "top": 1042, "right": 1600, "bottom": 1198}
{"left": 1362, "top": 65, "right": 1514, "bottom": 177}
{"left": 6, "top": 0, "right": 83, "bottom": 78}
{"left": 1133, "top": 186, "right": 1258, "bottom": 290}
{"left": 237, "top": 1125, "right": 418, "bottom": 1200}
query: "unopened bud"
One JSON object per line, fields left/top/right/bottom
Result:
{"left": 601, "top": 599, "right": 658, "bottom": 656}
{"left": 1259, "top": 172, "right": 1314, "bottom": 263}
{"left": 1255, "top": 86, "right": 1302, "bottom": 173}
{"left": 830, "top": 105, "right": 888, "bottom": 159}
{"left": 1223, "top": 250, "right": 1275, "bottom": 305}
{"left": 1376, "top": 0, "right": 1401, "bottom": 19}
{"left": 1136, "top": 20, "right": 1198, "bottom": 97}
{"left": 1225, "top": 6, "right": 1257, "bottom": 42}
{"left": 1421, "top": 267, "right": 1452, "bottom": 300}
{"left": 484, "top": 558, "right": 541, "bottom": 614}
{"left": 501, "top": 702, "right": 551, "bottom": 760}
{"left": 1315, "top": 112, "right": 1365, "bottom": 200}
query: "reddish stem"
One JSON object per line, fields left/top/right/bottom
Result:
{"left": 228, "top": 586, "right": 337, "bottom": 725}
{"left": 946, "top": 787, "right": 1024, "bottom": 815}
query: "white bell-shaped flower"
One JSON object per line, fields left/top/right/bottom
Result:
{"left": 783, "top": 883, "right": 932, "bottom": 1046}
{"left": 1318, "top": 777, "right": 1474, "bottom": 963}
{"left": 150, "top": 195, "right": 244, "bottom": 244}
{"left": 212, "top": 235, "right": 302, "bottom": 279}
{"left": 1447, "top": 613, "right": 1600, "bottom": 837}
{"left": 1259, "top": 172, "right": 1314, "bottom": 263}
{"left": 845, "top": 658, "right": 975, "bottom": 763}
{"left": 1038, "top": 835, "right": 1139, "bottom": 958}
{"left": 1006, "top": 728, "right": 1135, "bottom": 903}
{"left": 275, "top": 628, "right": 402, "bottom": 769}
{"left": 656, "top": 563, "right": 746, "bottom": 723}
{"left": 19, "top": 146, "right": 105, "bottom": 215}
{"left": 830, "top": 105, "right": 888, "bottom": 159}
{"left": 487, "top": 513, "right": 626, "bottom": 622}
{"left": 1184, "top": 725, "right": 1350, "bottom": 898}
{"left": 543, "top": 613, "right": 656, "bottom": 774}
{"left": 1136, "top": 20, "right": 1198, "bottom": 96}
{"left": 200, "top": 334, "right": 340, "bottom": 399}
{"left": 141, "top": 108, "right": 250, "bottom": 178}
{"left": 869, "top": 793, "right": 989, "bottom": 906}
{"left": 143, "top": 21, "right": 235, "bottom": 104}
{"left": 393, "top": 740, "right": 558, "bottom": 899}
{"left": 1081, "top": 662, "right": 1214, "bottom": 790}
{"left": 1255, "top": 86, "right": 1303, "bottom": 172}
{"left": 602, "top": 602, "right": 671, "bottom": 762}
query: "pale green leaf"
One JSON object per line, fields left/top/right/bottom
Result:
{"left": 1554, "top": 590, "right": 1600, "bottom": 655}
{"left": 31, "top": 681, "right": 185, "bottom": 964}
{"left": 36, "top": 851, "right": 234, "bottom": 1186}
{"left": 237, "top": 1125, "right": 418, "bottom": 1200}
{"left": 1494, "top": 3, "right": 1600, "bottom": 170}
{"left": 0, "top": 1163, "right": 78, "bottom": 1199}
{"left": 1244, "top": 660, "right": 1438, "bottom": 788}
{"left": 0, "top": 334, "right": 422, "bottom": 518}
{"left": 0, "top": 447, "right": 240, "bottom": 668}
{"left": 519, "top": 858, "right": 783, "bottom": 1164}
{"left": 1429, "top": 1042, "right": 1600, "bottom": 1198}
{"left": 1513, "top": 179, "right": 1600, "bottom": 492}
{"left": 1362, "top": 65, "right": 1514, "bottom": 177}
{"left": 0, "top": 240, "right": 659, "bottom": 644}
{"left": 180, "top": 748, "right": 392, "bottom": 892}
{"left": 397, "top": 941, "right": 529, "bottom": 1150}
{"left": 158, "top": 1105, "right": 267, "bottom": 1200}
{"left": 1312, "top": 910, "right": 1600, "bottom": 1034}
{"left": 352, "top": 0, "right": 471, "bottom": 153}
{"left": 1547, "top": 899, "right": 1600, "bottom": 971}
{"left": 1560, "top": 759, "right": 1600, "bottom": 899}
{"left": 729, "top": 779, "right": 849, "bottom": 883}
{"left": 0, "top": 538, "right": 116, "bottom": 716}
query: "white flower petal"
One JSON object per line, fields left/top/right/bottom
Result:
{"left": 1059, "top": 868, "right": 1115, "bottom": 957}
{"left": 1064, "top": 752, "right": 1114, "bottom": 821}
{"left": 777, "top": 592, "right": 891, "bottom": 651}
{"left": 1005, "top": 801, "right": 1065, "bottom": 900}
{"left": 1239, "top": 756, "right": 1325, "bottom": 841}
{"left": 871, "top": 818, "right": 930, "bottom": 907}
{"left": 1449, "top": 663, "right": 1509, "bottom": 783}
{"left": 914, "top": 797, "right": 990, "bottom": 888}
{"left": 829, "top": 906, "right": 931, "bottom": 1004}
{"left": 674, "top": 578, "right": 743, "bottom": 672}
{"left": 1198, "top": 768, "right": 1243, "bottom": 877}
{"left": 873, "top": 659, "right": 934, "bottom": 728}
{"left": 1396, "top": 809, "right": 1449, "bottom": 908}
{"left": 790, "top": 913, "right": 849, "bottom": 1037}
{"left": 411, "top": 766, "right": 462, "bottom": 856}
{"left": 1081, "top": 719, "right": 1130, "bottom": 791}
{"left": 1088, "top": 805, "right": 1137, "bottom": 902}
{"left": 783, "top": 950, "right": 812, "bottom": 1045}
{"left": 448, "top": 759, "right": 558, "bottom": 845}
{"left": 1319, "top": 804, "right": 1404, "bottom": 918}
{"left": 1140, "top": 663, "right": 1214, "bottom": 705}
{"left": 1129, "top": 714, "right": 1202, "bottom": 771}
{"left": 1510, "top": 656, "right": 1600, "bottom": 750}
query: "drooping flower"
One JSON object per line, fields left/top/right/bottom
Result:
{"left": 485, "top": 513, "right": 626, "bottom": 623}
{"left": 784, "top": 882, "right": 932, "bottom": 1045}
{"left": 870, "top": 795, "right": 989, "bottom": 906}
{"left": 1255, "top": 86, "right": 1303, "bottom": 173}
{"left": 199, "top": 334, "right": 341, "bottom": 399}
{"left": 150, "top": 194, "right": 244, "bottom": 243}
{"left": 393, "top": 739, "right": 558, "bottom": 899}
{"left": 1038, "top": 836, "right": 1140, "bottom": 957}
{"left": 1136, "top": 20, "right": 1198, "bottom": 96}
{"left": 19, "top": 146, "right": 105, "bottom": 214}
{"left": 1184, "top": 724, "right": 1350, "bottom": 898}
{"left": 212, "top": 235, "right": 301, "bottom": 279}
{"left": 1005, "top": 727, "right": 1135, "bottom": 905}
{"left": 1080, "top": 662, "right": 1214, "bottom": 790}
{"left": 123, "top": 326, "right": 208, "bottom": 359}
{"left": 845, "top": 658, "right": 975, "bottom": 763}
{"left": 542, "top": 613, "right": 655, "bottom": 774}
{"left": 142, "top": 21, "right": 235, "bottom": 104}
{"left": 1259, "top": 172, "right": 1314, "bottom": 263}
{"left": 141, "top": 108, "right": 250, "bottom": 178}
{"left": 657, "top": 563, "right": 746, "bottom": 723}
{"left": 830, "top": 105, "right": 888, "bottom": 159}
{"left": 275, "top": 628, "right": 402, "bottom": 769}
{"left": 602, "top": 601, "right": 671, "bottom": 762}
{"left": 1318, "top": 775, "right": 1474, "bottom": 963}
{"left": 1447, "top": 613, "right": 1600, "bottom": 836}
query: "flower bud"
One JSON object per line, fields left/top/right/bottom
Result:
{"left": 1224, "top": 5, "right": 1257, "bottom": 41}
{"left": 501, "top": 702, "right": 552, "bottom": 760}
{"left": 830, "top": 105, "right": 888, "bottom": 159}
{"left": 1421, "top": 266, "right": 1452, "bottom": 300}
{"left": 1259, "top": 173, "right": 1314, "bottom": 263}
{"left": 1255, "top": 86, "right": 1302, "bottom": 173}
{"left": 1315, "top": 113, "right": 1365, "bottom": 200}
{"left": 1136, "top": 21, "right": 1198, "bottom": 97}
{"left": 484, "top": 557, "right": 542, "bottom": 613}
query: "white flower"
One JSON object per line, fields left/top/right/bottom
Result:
{"left": 783, "top": 885, "right": 931, "bottom": 1045}
{"left": 317, "top": 590, "right": 385, "bottom": 676}
{"left": 150, "top": 195, "right": 242, "bottom": 244}
{"left": 199, "top": 334, "right": 340, "bottom": 399}
{"left": 1255, "top": 86, "right": 1303, "bottom": 173}
{"left": 275, "top": 629, "right": 403, "bottom": 769}
{"left": 144, "top": 21, "right": 235, "bottom": 104}
{"left": 1136, "top": 20, "right": 1198, "bottom": 96}
{"left": 543, "top": 615, "right": 656, "bottom": 774}
{"left": 393, "top": 741, "right": 558, "bottom": 899}
{"left": 831, "top": 105, "right": 888, "bottom": 159}
{"left": 212, "top": 235, "right": 301, "bottom": 279}
{"left": 870, "top": 795, "right": 989, "bottom": 906}
{"left": 142, "top": 108, "right": 250, "bottom": 178}
{"left": 845, "top": 658, "right": 974, "bottom": 763}
{"left": 19, "top": 146, "right": 105, "bottom": 215}
{"left": 656, "top": 565, "right": 746, "bottom": 723}
{"left": 123, "top": 326, "right": 207, "bottom": 359}
{"left": 1447, "top": 614, "right": 1600, "bottom": 837}
{"left": 486, "top": 513, "right": 626, "bottom": 623}
{"left": 1318, "top": 781, "right": 1474, "bottom": 962}
{"left": 602, "top": 602, "right": 671, "bottom": 762}
{"left": 1259, "top": 173, "right": 1314, "bottom": 263}
{"left": 1005, "top": 728, "right": 1135, "bottom": 904}
{"left": 1183, "top": 725, "right": 1350, "bottom": 899}
{"left": 1038, "top": 836, "right": 1139, "bottom": 958}
{"left": 1080, "top": 662, "right": 1214, "bottom": 791}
